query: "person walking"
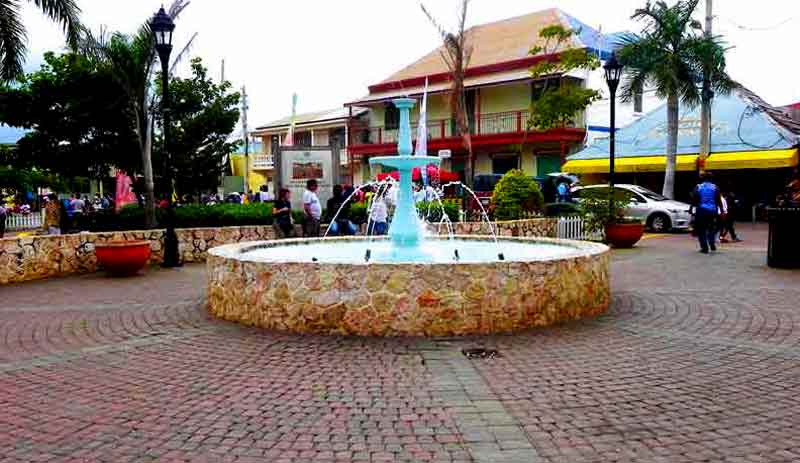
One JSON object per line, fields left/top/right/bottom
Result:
{"left": 272, "top": 188, "right": 296, "bottom": 238}
{"left": 303, "top": 179, "right": 322, "bottom": 237}
{"left": 719, "top": 189, "right": 741, "bottom": 243}
{"left": 43, "top": 194, "right": 62, "bottom": 235}
{"left": 691, "top": 173, "right": 724, "bottom": 254}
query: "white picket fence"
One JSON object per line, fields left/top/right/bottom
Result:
{"left": 557, "top": 216, "right": 603, "bottom": 241}
{"left": 4, "top": 211, "right": 44, "bottom": 231}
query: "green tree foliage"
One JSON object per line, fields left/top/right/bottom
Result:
{"left": 618, "top": 0, "right": 734, "bottom": 198}
{"left": 79, "top": 0, "right": 194, "bottom": 228}
{"left": 0, "top": 52, "right": 139, "bottom": 179}
{"left": 528, "top": 25, "right": 601, "bottom": 130}
{"left": 152, "top": 58, "right": 241, "bottom": 198}
{"left": 491, "top": 169, "right": 544, "bottom": 221}
{"left": 0, "top": 0, "right": 82, "bottom": 82}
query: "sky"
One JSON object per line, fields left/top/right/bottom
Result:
{"left": 21, "top": 0, "right": 800, "bottom": 129}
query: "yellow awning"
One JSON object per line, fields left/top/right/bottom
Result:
{"left": 704, "top": 149, "right": 798, "bottom": 170}
{"left": 563, "top": 155, "right": 698, "bottom": 174}
{"left": 563, "top": 149, "right": 798, "bottom": 174}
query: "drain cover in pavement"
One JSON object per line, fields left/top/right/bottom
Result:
{"left": 461, "top": 348, "right": 500, "bottom": 359}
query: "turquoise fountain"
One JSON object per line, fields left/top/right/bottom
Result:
{"left": 206, "top": 97, "right": 611, "bottom": 336}
{"left": 369, "top": 98, "right": 441, "bottom": 260}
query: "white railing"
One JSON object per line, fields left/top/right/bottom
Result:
{"left": 252, "top": 154, "right": 274, "bottom": 169}
{"left": 557, "top": 216, "right": 603, "bottom": 241}
{"left": 5, "top": 211, "right": 44, "bottom": 231}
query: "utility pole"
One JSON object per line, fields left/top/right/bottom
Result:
{"left": 699, "top": 0, "right": 713, "bottom": 170}
{"left": 242, "top": 85, "right": 250, "bottom": 195}
{"left": 220, "top": 59, "right": 225, "bottom": 82}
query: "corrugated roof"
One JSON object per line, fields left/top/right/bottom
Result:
{"left": 254, "top": 107, "right": 368, "bottom": 131}
{"left": 379, "top": 8, "right": 611, "bottom": 85}
{"left": 349, "top": 68, "right": 532, "bottom": 106}
{"left": 569, "top": 85, "right": 800, "bottom": 161}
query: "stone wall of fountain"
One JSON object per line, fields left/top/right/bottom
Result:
{"left": 207, "top": 236, "right": 610, "bottom": 336}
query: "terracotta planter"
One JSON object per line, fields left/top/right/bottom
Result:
{"left": 604, "top": 222, "right": 644, "bottom": 248}
{"left": 95, "top": 240, "right": 152, "bottom": 277}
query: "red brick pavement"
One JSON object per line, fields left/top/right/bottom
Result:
{"left": 1, "top": 223, "right": 799, "bottom": 462}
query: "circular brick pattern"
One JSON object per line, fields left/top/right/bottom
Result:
{"left": 1, "top": 225, "right": 799, "bottom": 462}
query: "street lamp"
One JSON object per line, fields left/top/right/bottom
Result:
{"left": 151, "top": 7, "right": 181, "bottom": 268}
{"left": 603, "top": 51, "right": 624, "bottom": 210}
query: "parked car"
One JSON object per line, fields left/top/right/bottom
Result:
{"left": 571, "top": 184, "right": 692, "bottom": 232}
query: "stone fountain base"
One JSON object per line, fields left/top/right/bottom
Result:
{"left": 207, "top": 237, "right": 610, "bottom": 337}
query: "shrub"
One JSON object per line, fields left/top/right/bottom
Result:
{"left": 491, "top": 169, "right": 544, "bottom": 221}
{"left": 578, "top": 188, "right": 643, "bottom": 232}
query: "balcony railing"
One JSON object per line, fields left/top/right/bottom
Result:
{"left": 349, "top": 110, "right": 532, "bottom": 147}
{"left": 252, "top": 154, "right": 274, "bottom": 169}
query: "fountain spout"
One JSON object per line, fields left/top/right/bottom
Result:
{"left": 370, "top": 98, "right": 440, "bottom": 250}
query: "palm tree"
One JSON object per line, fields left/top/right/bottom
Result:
{"left": 421, "top": 0, "right": 474, "bottom": 187}
{"left": 0, "top": 0, "right": 82, "bottom": 81}
{"left": 80, "top": 0, "right": 195, "bottom": 228}
{"left": 619, "top": 0, "right": 734, "bottom": 199}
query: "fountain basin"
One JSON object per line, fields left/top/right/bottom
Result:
{"left": 207, "top": 236, "right": 610, "bottom": 337}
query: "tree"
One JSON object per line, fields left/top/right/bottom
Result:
{"left": 0, "top": 0, "right": 82, "bottom": 82}
{"left": 80, "top": 0, "right": 195, "bottom": 227}
{"left": 153, "top": 58, "right": 241, "bottom": 198}
{"left": 421, "top": 0, "right": 474, "bottom": 187}
{"left": 618, "top": 0, "right": 734, "bottom": 199}
{"left": 527, "top": 25, "right": 601, "bottom": 130}
{"left": 0, "top": 52, "right": 139, "bottom": 179}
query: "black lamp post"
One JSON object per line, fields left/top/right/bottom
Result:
{"left": 151, "top": 7, "right": 181, "bottom": 268}
{"left": 603, "top": 52, "right": 624, "bottom": 210}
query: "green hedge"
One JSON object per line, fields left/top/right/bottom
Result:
{"left": 491, "top": 170, "right": 544, "bottom": 221}
{"left": 78, "top": 203, "right": 279, "bottom": 232}
{"left": 76, "top": 200, "right": 462, "bottom": 232}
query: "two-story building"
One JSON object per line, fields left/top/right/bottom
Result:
{"left": 246, "top": 107, "right": 368, "bottom": 188}
{"left": 343, "top": 8, "right": 660, "bottom": 184}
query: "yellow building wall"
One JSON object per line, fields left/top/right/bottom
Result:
{"left": 522, "top": 149, "right": 537, "bottom": 176}
{"left": 479, "top": 83, "right": 531, "bottom": 114}
{"left": 230, "top": 154, "right": 269, "bottom": 193}
{"left": 474, "top": 153, "right": 492, "bottom": 175}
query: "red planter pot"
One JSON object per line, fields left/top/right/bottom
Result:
{"left": 604, "top": 222, "right": 645, "bottom": 248}
{"left": 95, "top": 240, "right": 152, "bottom": 277}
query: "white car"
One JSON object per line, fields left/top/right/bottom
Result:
{"left": 571, "top": 184, "right": 692, "bottom": 232}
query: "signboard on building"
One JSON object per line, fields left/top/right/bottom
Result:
{"left": 275, "top": 147, "right": 339, "bottom": 210}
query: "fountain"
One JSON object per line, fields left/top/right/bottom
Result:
{"left": 207, "top": 98, "right": 610, "bottom": 336}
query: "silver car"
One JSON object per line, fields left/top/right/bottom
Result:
{"left": 571, "top": 184, "right": 692, "bottom": 232}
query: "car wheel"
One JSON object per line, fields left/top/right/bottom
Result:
{"left": 648, "top": 213, "right": 672, "bottom": 233}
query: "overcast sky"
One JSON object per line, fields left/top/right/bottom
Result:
{"left": 22, "top": 0, "right": 800, "bottom": 128}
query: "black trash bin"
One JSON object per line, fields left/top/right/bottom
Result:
{"left": 767, "top": 206, "right": 800, "bottom": 269}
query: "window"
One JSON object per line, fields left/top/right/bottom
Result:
{"left": 270, "top": 135, "right": 279, "bottom": 153}
{"left": 384, "top": 103, "right": 400, "bottom": 130}
{"left": 492, "top": 156, "right": 519, "bottom": 175}
{"left": 294, "top": 132, "right": 311, "bottom": 146}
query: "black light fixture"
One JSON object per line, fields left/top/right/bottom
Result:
{"left": 151, "top": 7, "right": 181, "bottom": 268}
{"left": 603, "top": 52, "right": 624, "bottom": 210}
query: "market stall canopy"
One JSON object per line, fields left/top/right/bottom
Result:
{"left": 564, "top": 86, "right": 800, "bottom": 173}
{"left": 376, "top": 165, "right": 460, "bottom": 183}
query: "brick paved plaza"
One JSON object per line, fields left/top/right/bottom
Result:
{"left": 1, "top": 224, "right": 799, "bottom": 462}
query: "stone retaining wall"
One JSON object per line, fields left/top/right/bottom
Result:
{"left": 207, "top": 237, "right": 610, "bottom": 336}
{"left": 0, "top": 218, "right": 556, "bottom": 285}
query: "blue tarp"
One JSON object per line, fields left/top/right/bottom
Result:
{"left": 569, "top": 87, "right": 800, "bottom": 161}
